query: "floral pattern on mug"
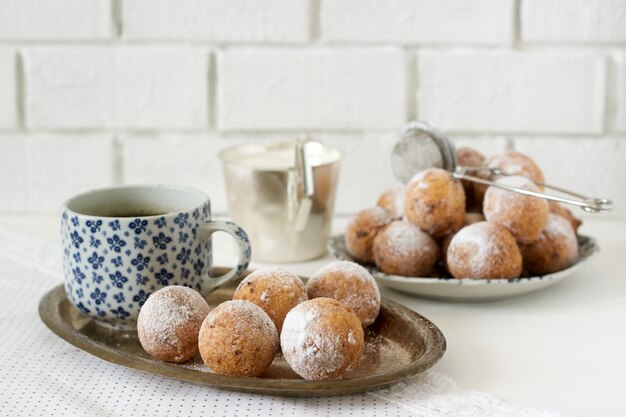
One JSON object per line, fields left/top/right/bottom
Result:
{"left": 62, "top": 192, "right": 250, "bottom": 329}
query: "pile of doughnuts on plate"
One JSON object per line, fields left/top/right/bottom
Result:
{"left": 136, "top": 260, "right": 381, "bottom": 380}
{"left": 345, "top": 149, "right": 582, "bottom": 279}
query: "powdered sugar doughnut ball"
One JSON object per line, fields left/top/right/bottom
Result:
{"left": 520, "top": 214, "right": 579, "bottom": 275}
{"left": 307, "top": 261, "right": 380, "bottom": 328}
{"left": 281, "top": 298, "right": 364, "bottom": 380}
{"left": 447, "top": 222, "right": 522, "bottom": 279}
{"left": 198, "top": 300, "right": 278, "bottom": 377}
{"left": 441, "top": 212, "right": 486, "bottom": 268}
{"left": 137, "top": 285, "right": 210, "bottom": 363}
{"left": 475, "top": 151, "right": 545, "bottom": 204}
{"left": 376, "top": 187, "right": 405, "bottom": 219}
{"left": 232, "top": 267, "right": 307, "bottom": 334}
{"left": 489, "top": 151, "right": 545, "bottom": 185}
{"left": 549, "top": 201, "right": 582, "bottom": 232}
{"left": 457, "top": 146, "right": 486, "bottom": 168}
{"left": 483, "top": 176, "right": 549, "bottom": 244}
{"left": 345, "top": 207, "right": 393, "bottom": 263}
{"left": 404, "top": 168, "right": 466, "bottom": 239}
{"left": 372, "top": 220, "right": 440, "bottom": 277}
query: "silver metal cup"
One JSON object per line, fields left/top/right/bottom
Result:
{"left": 219, "top": 141, "right": 342, "bottom": 262}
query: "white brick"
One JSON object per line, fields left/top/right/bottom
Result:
{"left": 124, "top": 0, "right": 309, "bottom": 43}
{"left": 317, "top": 133, "right": 401, "bottom": 214}
{"left": 0, "top": 50, "right": 17, "bottom": 129}
{"left": 450, "top": 136, "right": 511, "bottom": 158}
{"left": 0, "top": 0, "right": 112, "bottom": 40}
{"left": 513, "top": 137, "right": 626, "bottom": 218}
{"left": 616, "top": 54, "right": 626, "bottom": 132}
{"left": 0, "top": 134, "right": 114, "bottom": 211}
{"left": 120, "top": 135, "right": 266, "bottom": 214}
{"left": 23, "top": 47, "right": 209, "bottom": 129}
{"left": 523, "top": 0, "right": 626, "bottom": 43}
{"left": 322, "top": 0, "right": 514, "bottom": 45}
{"left": 418, "top": 51, "right": 606, "bottom": 134}
{"left": 218, "top": 48, "right": 406, "bottom": 130}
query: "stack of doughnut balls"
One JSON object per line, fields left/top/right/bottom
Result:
{"left": 346, "top": 149, "right": 581, "bottom": 279}
{"left": 137, "top": 260, "right": 381, "bottom": 380}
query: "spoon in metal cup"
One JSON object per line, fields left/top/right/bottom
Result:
{"left": 391, "top": 121, "right": 613, "bottom": 213}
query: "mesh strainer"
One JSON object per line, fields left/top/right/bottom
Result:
{"left": 391, "top": 121, "right": 613, "bottom": 213}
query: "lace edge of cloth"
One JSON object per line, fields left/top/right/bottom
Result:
{"left": 367, "top": 372, "right": 571, "bottom": 417}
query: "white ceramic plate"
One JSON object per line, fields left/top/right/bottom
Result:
{"left": 328, "top": 234, "right": 599, "bottom": 302}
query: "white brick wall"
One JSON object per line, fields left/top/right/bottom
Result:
{"left": 123, "top": 0, "right": 310, "bottom": 43}
{"left": 450, "top": 136, "right": 511, "bottom": 157}
{"left": 0, "top": 134, "right": 114, "bottom": 211}
{"left": 418, "top": 50, "right": 606, "bottom": 134}
{"left": 120, "top": 134, "right": 263, "bottom": 213}
{"left": 523, "top": 0, "right": 626, "bottom": 43}
{"left": 217, "top": 48, "right": 406, "bottom": 130}
{"left": 0, "top": 49, "right": 17, "bottom": 129}
{"left": 512, "top": 137, "right": 626, "bottom": 220}
{"left": 0, "top": 1, "right": 624, "bottom": 217}
{"left": 317, "top": 133, "right": 401, "bottom": 213}
{"left": 23, "top": 47, "right": 209, "bottom": 129}
{"left": 0, "top": 0, "right": 112, "bottom": 40}
{"left": 321, "top": 0, "right": 514, "bottom": 45}
{"left": 616, "top": 54, "right": 626, "bottom": 132}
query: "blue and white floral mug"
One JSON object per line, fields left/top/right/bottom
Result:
{"left": 61, "top": 185, "right": 251, "bottom": 329}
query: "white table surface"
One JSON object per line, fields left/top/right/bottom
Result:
{"left": 1, "top": 214, "right": 625, "bottom": 417}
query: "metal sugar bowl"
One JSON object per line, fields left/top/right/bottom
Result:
{"left": 220, "top": 141, "right": 342, "bottom": 262}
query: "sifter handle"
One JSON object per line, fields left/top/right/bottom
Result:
{"left": 453, "top": 166, "right": 613, "bottom": 213}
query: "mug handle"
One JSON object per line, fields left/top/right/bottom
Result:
{"left": 200, "top": 220, "right": 251, "bottom": 292}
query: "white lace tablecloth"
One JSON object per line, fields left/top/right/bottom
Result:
{"left": 0, "top": 227, "right": 569, "bottom": 417}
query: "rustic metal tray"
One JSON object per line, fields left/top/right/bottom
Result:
{"left": 39, "top": 268, "right": 446, "bottom": 397}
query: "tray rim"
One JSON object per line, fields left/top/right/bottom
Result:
{"left": 39, "top": 278, "right": 447, "bottom": 397}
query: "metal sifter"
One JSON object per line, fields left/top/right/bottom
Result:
{"left": 391, "top": 121, "right": 613, "bottom": 213}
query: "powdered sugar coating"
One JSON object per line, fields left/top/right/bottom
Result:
{"left": 543, "top": 213, "right": 577, "bottom": 245}
{"left": 376, "top": 221, "right": 435, "bottom": 257}
{"left": 456, "top": 147, "right": 486, "bottom": 168}
{"left": 447, "top": 221, "right": 522, "bottom": 279}
{"left": 137, "top": 285, "right": 210, "bottom": 363}
{"left": 483, "top": 175, "right": 549, "bottom": 244}
{"left": 404, "top": 168, "right": 466, "bottom": 239}
{"left": 207, "top": 300, "right": 276, "bottom": 333}
{"left": 280, "top": 298, "right": 364, "bottom": 380}
{"left": 235, "top": 267, "right": 305, "bottom": 294}
{"left": 473, "top": 151, "right": 544, "bottom": 205}
{"left": 372, "top": 221, "right": 440, "bottom": 277}
{"left": 345, "top": 207, "right": 393, "bottom": 263}
{"left": 441, "top": 212, "right": 486, "bottom": 267}
{"left": 376, "top": 187, "right": 405, "bottom": 219}
{"left": 307, "top": 261, "right": 381, "bottom": 328}
{"left": 520, "top": 214, "right": 579, "bottom": 275}
{"left": 198, "top": 300, "right": 278, "bottom": 377}
{"left": 312, "top": 260, "right": 378, "bottom": 284}
{"left": 233, "top": 267, "right": 307, "bottom": 334}
{"left": 488, "top": 151, "right": 545, "bottom": 184}
{"left": 549, "top": 201, "right": 582, "bottom": 232}
{"left": 348, "top": 330, "right": 356, "bottom": 345}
